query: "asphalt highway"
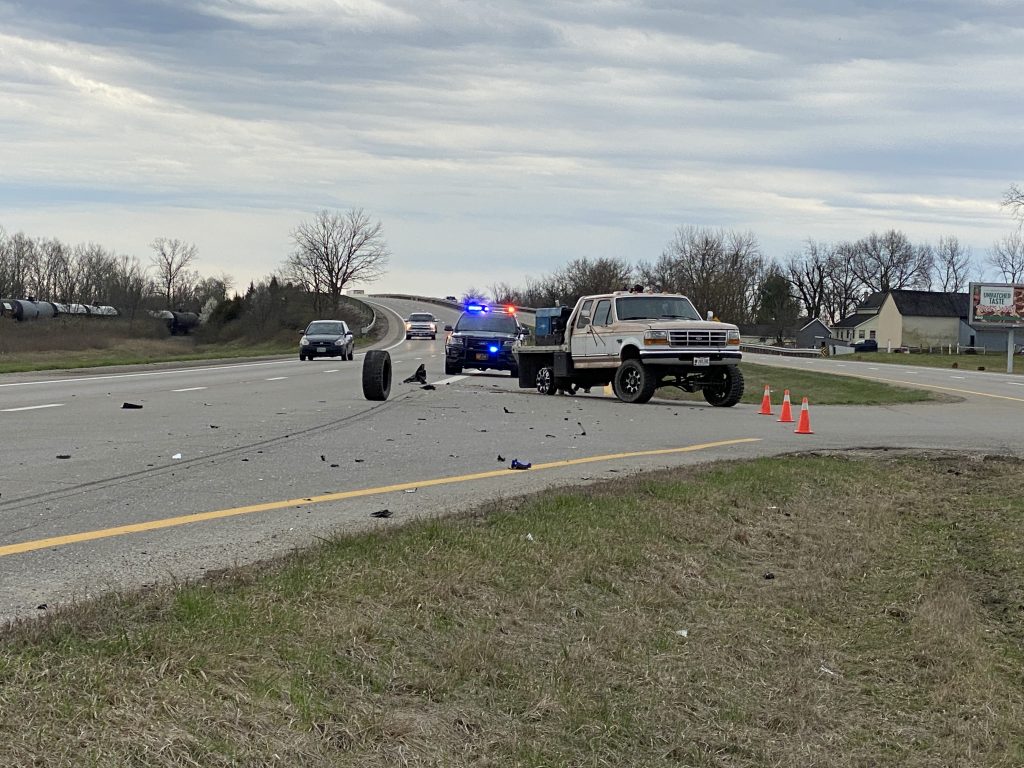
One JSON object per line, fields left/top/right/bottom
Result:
{"left": 1, "top": 298, "right": 1022, "bottom": 621}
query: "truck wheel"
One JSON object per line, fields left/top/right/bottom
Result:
{"left": 702, "top": 366, "right": 745, "bottom": 407}
{"left": 445, "top": 359, "right": 463, "bottom": 376}
{"left": 613, "top": 359, "right": 656, "bottom": 404}
{"left": 536, "top": 366, "right": 558, "bottom": 395}
{"left": 362, "top": 350, "right": 392, "bottom": 401}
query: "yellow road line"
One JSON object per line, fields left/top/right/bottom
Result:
{"left": 0, "top": 438, "right": 761, "bottom": 558}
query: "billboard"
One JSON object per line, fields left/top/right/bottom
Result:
{"left": 969, "top": 283, "right": 1024, "bottom": 328}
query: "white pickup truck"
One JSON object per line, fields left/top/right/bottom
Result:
{"left": 514, "top": 292, "right": 744, "bottom": 405}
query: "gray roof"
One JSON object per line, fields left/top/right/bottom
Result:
{"left": 888, "top": 290, "right": 969, "bottom": 318}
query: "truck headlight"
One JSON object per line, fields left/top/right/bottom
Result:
{"left": 727, "top": 329, "right": 741, "bottom": 345}
{"left": 644, "top": 330, "right": 669, "bottom": 346}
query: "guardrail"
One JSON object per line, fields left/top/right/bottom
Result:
{"left": 370, "top": 293, "right": 538, "bottom": 321}
{"left": 741, "top": 343, "right": 823, "bottom": 358}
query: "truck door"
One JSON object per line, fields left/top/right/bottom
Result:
{"left": 575, "top": 298, "right": 615, "bottom": 360}
{"left": 570, "top": 299, "right": 594, "bottom": 358}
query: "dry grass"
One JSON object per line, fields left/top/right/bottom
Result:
{"left": 1, "top": 453, "right": 1023, "bottom": 766}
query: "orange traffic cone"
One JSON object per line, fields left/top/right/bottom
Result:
{"left": 777, "top": 389, "right": 794, "bottom": 423}
{"left": 758, "top": 384, "right": 773, "bottom": 415}
{"left": 794, "top": 397, "right": 813, "bottom": 434}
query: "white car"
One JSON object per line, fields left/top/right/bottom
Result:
{"left": 405, "top": 312, "right": 437, "bottom": 340}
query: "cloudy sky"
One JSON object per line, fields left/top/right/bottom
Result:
{"left": 2, "top": 0, "right": 1021, "bottom": 297}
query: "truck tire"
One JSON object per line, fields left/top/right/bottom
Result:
{"left": 613, "top": 359, "right": 656, "bottom": 404}
{"left": 702, "top": 365, "right": 745, "bottom": 407}
{"left": 536, "top": 366, "right": 558, "bottom": 395}
{"left": 445, "top": 359, "right": 463, "bottom": 376}
{"left": 362, "top": 350, "right": 392, "bottom": 401}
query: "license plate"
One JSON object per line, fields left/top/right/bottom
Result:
{"left": 475, "top": 353, "right": 489, "bottom": 360}
{"left": 317, "top": 347, "right": 327, "bottom": 353}
{"left": 694, "top": 356, "right": 710, "bottom": 366}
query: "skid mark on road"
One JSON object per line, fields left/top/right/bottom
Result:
{"left": 0, "top": 438, "right": 760, "bottom": 558}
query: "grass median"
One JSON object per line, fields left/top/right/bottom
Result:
{"left": 658, "top": 362, "right": 940, "bottom": 405}
{"left": 2, "top": 452, "right": 1022, "bottom": 767}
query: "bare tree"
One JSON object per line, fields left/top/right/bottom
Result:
{"left": 821, "top": 241, "right": 865, "bottom": 323}
{"left": 932, "top": 235, "right": 972, "bottom": 292}
{"left": 784, "top": 240, "right": 832, "bottom": 320}
{"left": 638, "top": 226, "right": 764, "bottom": 323}
{"left": 1003, "top": 183, "right": 1024, "bottom": 225}
{"left": 286, "top": 209, "right": 390, "bottom": 314}
{"left": 988, "top": 231, "right": 1024, "bottom": 283}
{"left": 851, "top": 229, "right": 932, "bottom": 293}
{"left": 150, "top": 238, "right": 198, "bottom": 310}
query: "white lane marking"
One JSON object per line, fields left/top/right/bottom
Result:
{"left": 0, "top": 358, "right": 296, "bottom": 388}
{"left": 172, "top": 386, "right": 207, "bottom": 392}
{"left": 950, "top": 375, "right": 966, "bottom": 379}
{"left": 323, "top": 369, "right": 339, "bottom": 373}
{"left": 432, "top": 374, "right": 468, "bottom": 386}
{"left": 415, "top": 357, "right": 423, "bottom": 361}
{"left": 2, "top": 403, "right": 64, "bottom": 412}
{"left": 266, "top": 376, "right": 288, "bottom": 381}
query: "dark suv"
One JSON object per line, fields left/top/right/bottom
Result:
{"left": 444, "top": 306, "right": 525, "bottom": 376}
{"left": 852, "top": 338, "right": 878, "bottom": 353}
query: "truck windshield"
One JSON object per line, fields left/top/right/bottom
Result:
{"left": 615, "top": 296, "right": 701, "bottom": 321}
{"left": 456, "top": 314, "right": 519, "bottom": 334}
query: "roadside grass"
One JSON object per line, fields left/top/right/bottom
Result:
{"left": 843, "top": 350, "right": 1022, "bottom": 373}
{"left": 0, "top": 315, "right": 385, "bottom": 374}
{"left": 2, "top": 453, "right": 1022, "bottom": 767}
{"left": 658, "top": 362, "right": 939, "bottom": 405}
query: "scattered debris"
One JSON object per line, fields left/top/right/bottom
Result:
{"left": 405, "top": 488, "right": 417, "bottom": 493}
{"left": 172, "top": 453, "right": 182, "bottom": 460}
{"left": 36, "top": 604, "right": 47, "bottom": 611}
{"left": 371, "top": 509, "right": 392, "bottom": 518}
{"left": 56, "top": 454, "right": 71, "bottom": 459}
{"left": 763, "top": 571, "right": 776, "bottom": 580}
{"left": 330, "top": 463, "right": 339, "bottom": 468}
{"left": 354, "top": 458, "right": 365, "bottom": 463}
{"left": 510, "top": 459, "right": 532, "bottom": 470}
{"left": 545, "top": 434, "right": 556, "bottom": 438}
{"left": 497, "top": 454, "right": 505, "bottom": 462}
{"left": 421, "top": 384, "right": 436, "bottom": 390}
{"left": 320, "top": 455, "right": 326, "bottom": 462}
{"left": 209, "top": 425, "right": 220, "bottom": 429}
{"left": 403, "top": 364, "right": 428, "bottom": 384}
{"left": 577, "top": 421, "right": 586, "bottom": 436}
{"left": 819, "top": 665, "right": 838, "bottom": 677}
{"left": 525, "top": 533, "right": 534, "bottom": 541}
{"left": 675, "top": 629, "right": 689, "bottom": 638}
{"left": 121, "top": 402, "right": 143, "bottom": 409}
{"left": 503, "top": 406, "right": 514, "bottom": 414}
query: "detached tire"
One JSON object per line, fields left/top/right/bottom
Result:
{"left": 613, "top": 359, "right": 656, "bottom": 404}
{"left": 702, "top": 365, "right": 745, "bottom": 407}
{"left": 362, "top": 350, "right": 392, "bottom": 401}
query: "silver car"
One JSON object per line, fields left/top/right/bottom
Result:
{"left": 299, "top": 320, "right": 355, "bottom": 360}
{"left": 404, "top": 312, "right": 437, "bottom": 340}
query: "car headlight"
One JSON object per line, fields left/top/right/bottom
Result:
{"left": 405, "top": 322, "right": 412, "bottom": 330}
{"left": 644, "top": 330, "right": 669, "bottom": 346}
{"left": 727, "top": 329, "right": 741, "bottom": 345}
{"left": 447, "top": 336, "right": 463, "bottom": 347}
{"left": 335, "top": 338, "right": 347, "bottom": 346}
{"left": 300, "top": 336, "right": 309, "bottom": 346}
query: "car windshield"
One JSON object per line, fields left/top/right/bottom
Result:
{"left": 306, "top": 321, "right": 346, "bottom": 335}
{"left": 408, "top": 313, "right": 434, "bottom": 322}
{"left": 456, "top": 313, "right": 519, "bottom": 334}
{"left": 615, "top": 296, "right": 701, "bottom": 321}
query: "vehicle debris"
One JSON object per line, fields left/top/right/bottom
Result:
{"left": 172, "top": 453, "right": 182, "bottom": 460}
{"left": 510, "top": 459, "right": 532, "bottom": 470}
{"left": 121, "top": 402, "right": 143, "bottom": 409}
{"left": 371, "top": 509, "right": 392, "bottom": 518}
{"left": 56, "top": 454, "right": 71, "bottom": 459}
{"left": 403, "top": 364, "right": 428, "bottom": 384}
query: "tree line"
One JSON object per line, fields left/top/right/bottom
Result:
{"left": 486, "top": 195, "right": 1024, "bottom": 328}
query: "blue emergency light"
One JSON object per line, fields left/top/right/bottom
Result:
{"left": 465, "top": 303, "right": 489, "bottom": 313}
{"left": 488, "top": 345, "right": 499, "bottom": 353}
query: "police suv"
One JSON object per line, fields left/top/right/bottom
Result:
{"left": 444, "top": 304, "right": 526, "bottom": 376}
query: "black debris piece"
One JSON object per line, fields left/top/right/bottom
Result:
{"left": 421, "top": 384, "right": 436, "bottom": 390}
{"left": 354, "top": 458, "right": 365, "bottom": 463}
{"left": 56, "top": 454, "right": 71, "bottom": 459}
{"left": 403, "top": 364, "right": 428, "bottom": 384}
{"left": 510, "top": 459, "right": 532, "bottom": 470}
{"left": 545, "top": 434, "right": 556, "bottom": 438}
{"left": 320, "top": 455, "right": 326, "bottom": 462}
{"left": 503, "top": 406, "right": 513, "bottom": 414}
{"left": 36, "top": 604, "right": 47, "bottom": 610}
{"left": 578, "top": 421, "right": 587, "bottom": 436}
{"left": 241, "top": 458, "right": 249, "bottom": 462}
{"left": 497, "top": 454, "right": 505, "bottom": 462}
{"left": 330, "top": 463, "right": 339, "bottom": 468}
{"left": 371, "top": 509, "right": 392, "bottom": 518}
{"left": 210, "top": 425, "right": 220, "bottom": 429}
{"left": 121, "top": 402, "right": 143, "bottom": 409}
{"left": 763, "top": 572, "right": 776, "bottom": 580}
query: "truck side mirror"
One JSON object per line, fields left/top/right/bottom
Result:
{"left": 444, "top": 324, "right": 453, "bottom": 332}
